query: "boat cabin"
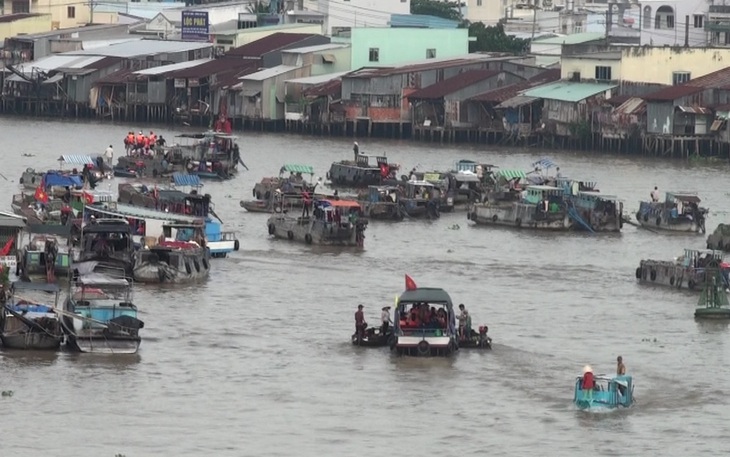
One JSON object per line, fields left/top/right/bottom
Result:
{"left": 555, "top": 177, "right": 598, "bottom": 195}
{"left": 161, "top": 222, "right": 207, "bottom": 246}
{"left": 664, "top": 192, "right": 704, "bottom": 214}
{"left": 0, "top": 211, "right": 25, "bottom": 273}
{"left": 393, "top": 287, "right": 457, "bottom": 356}
{"left": 523, "top": 185, "right": 564, "bottom": 206}
{"left": 494, "top": 169, "right": 527, "bottom": 190}
{"left": 70, "top": 189, "right": 114, "bottom": 213}
{"left": 404, "top": 180, "right": 440, "bottom": 201}
{"left": 677, "top": 249, "right": 724, "bottom": 268}
{"left": 574, "top": 191, "right": 621, "bottom": 211}
{"left": 81, "top": 218, "right": 134, "bottom": 254}
{"left": 367, "top": 185, "right": 401, "bottom": 203}
{"left": 315, "top": 199, "right": 363, "bottom": 220}
{"left": 574, "top": 374, "right": 634, "bottom": 408}
{"left": 454, "top": 160, "right": 496, "bottom": 176}
{"left": 70, "top": 273, "right": 136, "bottom": 328}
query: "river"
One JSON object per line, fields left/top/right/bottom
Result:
{"left": 0, "top": 116, "right": 728, "bottom": 456}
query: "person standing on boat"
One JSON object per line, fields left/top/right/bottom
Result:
{"left": 651, "top": 186, "right": 660, "bottom": 202}
{"left": 616, "top": 356, "right": 626, "bottom": 376}
{"left": 581, "top": 365, "right": 595, "bottom": 401}
{"left": 353, "top": 142, "right": 359, "bottom": 160}
{"left": 458, "top": 304, "right": 468, "bottom": 340}
{"left": 381, "top": 306, "right": 392, "bottom": 335}
{"left": 104, "top": 145, "right": 114, "bottom": 167}
{"left": 301, "top": 190, "right": 311, "bottom": 218}
{"left": 355, "top": 304, "right": 366, "bottom": 339}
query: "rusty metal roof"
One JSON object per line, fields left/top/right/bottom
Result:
{"left": 614, "top": 97, "right": 646, "bottom": 115}
{"left": 345, "top": 55, "right": 497, "bottom": 79}
{"left": 0, "top": 13, "right": 44, "bottom": 23}
{"left": 211, "top": 65, "right": 260, "bottom": 89}
{"left": 643, "top": 67, "right": 730, "bottom": 101}
{"left": 166, "top": 57, "right": 257, "bottom": 79}
{"left": 467, "top": 68, "right": 561, "bottom": 103}
{"left": 303, "top": 78, "right": 342, "bottom": 98}
{"left": 94, "top": 68, "right": 135, "bottom": 85}
{"left": 226, "top": 33, "right": 323, "bottom": 57}
{"left": 407, "top": 70, "right": 503, "bottom": 101}
{"left": 642, "top": 84, "right": 703, "bottom": 101}
{"left": 677, "top": 105, "right": 712, "bottom": 115}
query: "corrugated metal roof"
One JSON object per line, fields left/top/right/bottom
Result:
{"left": 346, "top": 55, "right": 497, "bottom": 78}
{"left": 92, "top": 202, "right": 201, "bottom": 223}
{"left": 240, "top": 65, "right": 299, "bottom": 81}
{"left": 172, "top": 173, "right": 201, "bottom": 187}
{"left": 468, "top": 69, "right": 561, "bottom": 103}
{"left": 135, "top": 58, "right": 213, "bottom": 76}
{"left": 82, "top": 38, "right": 144, "bottom": 50}
{"left": 408, "top": 70, "right": 504, "bottom": 101}
{"left": 532, "top": 32, "right": 605, "bottom": 45}
{"left": 497, "top": 169, "right": 527, "bottom": 179}
{"left": 614, "top": 97, "right": 646, "bottom": 115}
{"left": 227, "top": 33, "right": 323, "bottom": 57}
{"left": 167, "top": 57, "right": 257, "bottom": 80}
{"left": 281, "top": 164, "right": 314, "bottom": 174}
{"left": 62, "top": 40, "right": 212, "bottom": 58}
{"left": 286, "top": 71, "right": 348, "bottom": 85}
{"left": 495, "top": 95, "right": 538, "bottom": 109}
{"left": 282, "top": 43, "right": 348, "bottom": 54}
{"left": 303, "top": 78, "right": 342, "bottom": 98}
{"left": 643, "top": 67, "right": 730, "bottom": 102}
{"left": 522, "top": 82, "right": 617, "bottom": 103}
{"left": 642, "top": 84, "right": 703, "bottom": 102}
{"left": 390, "top": 13, "right": 460, "bottom": 29}
{"left": 59, "top": 154, "right": 94, "bottom": 165}
{"left": 677, "top": 106, "right": 712, "bottom": 114}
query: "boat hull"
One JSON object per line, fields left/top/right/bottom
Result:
{"left": 267, "top": 215, "right": 366, "bottom": 247}
{"left": 695, "top": 308, "right": 730, "bottom": 319}
{"left": 637, "top": 218, "right": 703, "bottom": 233}
{"left": 394, "top": 335, "right": 456, "bottom": 357}
{"left": 635, "top": 260, "right": 722, "bottom": 291}
{"left": 0, "top": 332, "right": 62, "bottom": 350}
{"left": 66, "top": 335, "right": 140, "bottom": 354}
{"left": 240, "top": 199, "right": 273, "bottom": 213}
{"left": 133, "top": 253, "right": 210, "bottom": 284}
{"left": 352, "top": 327, "right": 393, "bottom": 347}
{"left": 469, "top": 203, "right": 572, "bottom": 230}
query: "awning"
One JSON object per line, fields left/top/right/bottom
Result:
{"left": 532, "top": 157, "right": 557, "bottom": 169}
{"left": 42, "top": 74, "right": 64, "bottom": 85}
{"left": 498, "top": 169, "right": 527, "bottom": 180}
{"left": 280, "top": 164, "right": 314, "bottom": 174}
{"left": 677, "top": 106, "right": 712, "bottom": 115}
{"left": 495, "top": 95, "right": 538, "bottom": 109}
{"left": 711, "top": 119, "right": 726, "bottom": 132}
{"left": 242, "top": 89, "right": 260, "bottom": 97}
{"left": 172, "top": 172, "right": 201, "bottom": 187}
{"left": 276, "top": 94, "right": 285, "bottom": 103}
{"left": 322, "top": 54, "right": 336, "bottom": 63}
{"left": 58, "top": 154, "right": 94, "bottom": 165}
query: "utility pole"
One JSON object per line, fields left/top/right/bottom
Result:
{"left": 530, "top": 5, "right": 537, "bottom": 42}
{"left": 685, "top": 14, "right": 690, "bottom": 47}
{"left": 90, "top": 0, "right": 95, "bottom": 25}
{"left": 604, "top": 9, "right": 610, "bottom": 42}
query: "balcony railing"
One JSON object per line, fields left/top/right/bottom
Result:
{"left": 706, "top": 21, "right": 730, "bottom": 32}
{"left": 710, "top": 5, "right": 730, "bottom": 14}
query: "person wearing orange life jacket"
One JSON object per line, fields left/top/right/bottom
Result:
{"left": 143, "top": 135, "right": 151, "bottom": 154}
{"left": 125, "top": 131, "right": 134, "bottom": 155}
{"left": 148, "top": 131, "right": 157, "bottom": 149}
{"left": 136, "top": 131, "right": 145, "bottom": 152}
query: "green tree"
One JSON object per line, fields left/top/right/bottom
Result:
{"left": 468, "top": 22, "right": 530, "bottom": 55}
{"left": 410, "top": 0, "right": 462, "bottom": 22}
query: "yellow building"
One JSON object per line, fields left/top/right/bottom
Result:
{"left": 3, "top": 0, "right": 91, "bottom": 30}
{"left": 561, "top": 46, "right": 730, "bottom": 86}
{"left": 0, "top": 13, "right": 52, "bottom": 42}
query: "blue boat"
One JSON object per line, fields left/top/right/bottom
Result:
{"left": 573, "top": 374, "right": 635, "bottom": 410}
{"left": 60, "top": 272, "right": 143, "bottom": 354}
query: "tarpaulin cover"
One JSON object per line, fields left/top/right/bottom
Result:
{"left": 43, "top": 172, "right": 83, "bottom": 188}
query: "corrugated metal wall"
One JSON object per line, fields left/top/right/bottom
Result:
{"left": 646, "top": 102, "right": 674, "bottom": 134}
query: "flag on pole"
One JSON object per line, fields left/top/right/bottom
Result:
{"left": 0, "top": 236, "right": 14, "bottom": 256}
{"left": 34, "top": 175, "right": 48, "bottom": 203}
{"left": 405, "top": 274, "right": 417, "bottom": 291}
{"left": 83, "top": 191, "right": 94, "bottom": 205}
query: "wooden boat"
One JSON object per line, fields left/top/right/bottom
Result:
{"left": 133, "top": 223, "right": 210, "bottom": 284}
{"left": 114, "top": 152, "right": 173, "bottom": 178}
{"left": 400, "top": 180, "right": 443, "bottom": 219}
{"left": 706, "top": 223, "right": 730, "bottom": 251}
{"left": 17, "top": 225, "right": 72, "bottom": 282}
{"left": 393, "top": 287, "right": 458, "bottom": 357}
{"left": 171, "top": 131, "right": 243, "bottom": 177}
{"left": 358, "top": 186, "right": 404, "bottom": 221}
{"left": 241, "top": 164, "right": 317, "bottom": 212}
{"left": 636, "top": 249, "right": 728, "bottom": 292}
{"left": 695, "top": 258, "right": 730, "bottom": 319}
{"left": 60, "top": 272, "right": 144, "bottom": 354}
{"left": 75, "top": 218, "right": 135, "bottom": 277}
{"left": 266, "top": 199, "right": 367, "bottom": 247}
{"left": 328, "top": 153, "right": 399, "bottom": 188}
{"left": 468, "top": 185, "right": 575, "bottom": 230}
{"left": 574, "top": 373, "right": 635, "bottom": 410}
{"left": 636, "top": 191, "right": 708, "bottom": 233}
{"left": 351, "top": 326, "right": 393, "bottom": 347}
{"left": 458, "top": 326, "right": 492, "bottom": 350}
{"left": 0, "top": 282, "right": 63, "bottom": 350}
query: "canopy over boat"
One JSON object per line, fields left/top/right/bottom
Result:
{"left": 532, "top": 157, "right": 557, "bottom": 170}
{"left": 43, "top": 171, "right": 83, "bottom": 188}
{"left": 75, "top": 273, "right": 130, "bottom": 288}
{"left": 398, "top": 287, "right": 453, "bottom": 306}
{"left": 58, "top": 155, "right": 95, "bottom": 165}
{"left": 172, "top": 173, "right": 202, "bottom": 188}
{"left": 11, "top": 281, "right": 60, "bottom": 293}
{"left": 318, "top": 199, "right": 361, "bottom": 209}
{"left": 666, "top": 191, "right": 701, "bottom": 203}
{"left": 497, "top": 169, "right": 527, "bottom": 180}
{"left": 280, "top": 164, "right": 314, "bottom": 175}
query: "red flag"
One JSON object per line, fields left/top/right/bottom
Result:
{"left": 34, "top": 185, "right": 49, "bottom": 203}
{"left": 379, "top": 163, "right": 388, "bottom": 178}
{"left": 83, "top": 191, "right": 94, "bottom": 205}
{"left": 405, "top": 274, "right": 417, "bottom": 291}
{"left": 0, "top": 236, "right": 14, "bottom": 256}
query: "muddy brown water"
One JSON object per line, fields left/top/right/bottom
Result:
{"left": 1, "top": 117, "right": 729, "bottom": 456}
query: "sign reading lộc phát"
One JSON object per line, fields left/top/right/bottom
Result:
{"left": 181, "top": 11, "right": 209, "bottom": 41}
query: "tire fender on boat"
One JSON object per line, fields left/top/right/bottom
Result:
{"left": 650, "top": 270, "right": 657, "bottom": 281}
{"left": 492, "top": 215, "right": 498, "bottom": 222}
{"left": 688, "top": 280, "right": 696, "bottom": 290}
{"left": 287, "top": 230, "right": 294, "bottom": 240}
{"left": 234, "top": 239, "right": 240, "bottom": 251}
{"left": 417, "top": 340, "right": 430, "bottom": 356}
{"left": 304, "top": 233, "right": 313, "bottom": 245}
{"left": 387, "top": 335, "right": 396, "bottom": 349}
{"left": 268, "top": 224, "right": 276, "bottom": 235}
{"left": 515, "top": 218, "right": 522, "bottom": 228}
{"left": 635, "top": 267, "right": 642, "bottom": 279}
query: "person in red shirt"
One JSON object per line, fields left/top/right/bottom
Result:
{"left": 581, "top": 365, "right": 595, "bottom": 401}
{"left": 355, "top": 304, "right": 366, "bottom": 339}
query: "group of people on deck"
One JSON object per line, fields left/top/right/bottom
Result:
{"left": 124, "top": 130, "right": 166, "bottom": 156}
{"left": 579, "top": 356, "right": 628, "bottom": 399}
{"left": 354, "top": 302, "right": 476, "bottom": 341}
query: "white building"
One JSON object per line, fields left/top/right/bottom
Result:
{"left": 465, "top": 0, "right": 507, "bottom": 25}
{"left": 639, "top": 0, "right": 708, "bottom": 46}
{"left": 311, "top": 0, "right": 411, "bottom": 36}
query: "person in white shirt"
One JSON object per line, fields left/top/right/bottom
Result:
{"left": 104, "top": 145, "right": 114, "bottom": 166}
{"left": 651, "top": 186, "right": 660, "bottom": 202}
{"left": 381, "top": 306, "right": 392, "bottom": 335}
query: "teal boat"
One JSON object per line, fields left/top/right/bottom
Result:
{"left": 695, "top": 258, "right": 730, "bottom": 319}
{"left": 574, "top": 373, "right": 635, "bottom": 410}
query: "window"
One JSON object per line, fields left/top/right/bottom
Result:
{"left": 595, "top": 66, "right": 611, "bottom": 81}
{"left": 369, "top": 47, "right": 379, "bottom": 62}
{"left": 667, "top": 15, "right": 674, "bottom": 28}
{"left": 477, "top": 0, "right": 483, "bottom": 5}
{"left": 67, "top": 6, "right": 75, "bottom": 18}
{"left": 426, "top": 48, "right": 436, "bottom": 59}
{"left": 673, "top": 71, "right": 691, "bottom": 85}
{"left": 694, "top": 14, "right": 704, "bottom": 28}
{"left": 643, "top": 6, "right": 651, "bottom": 29}
{"left": 12, "top": 1, "right": 29, "bottom": 13}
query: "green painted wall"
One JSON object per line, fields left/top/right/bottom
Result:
{"left": 311, "top": 47, "right": 353, "bottom": 76}
{"left": 350, "top": 28, "right": 469, "bottom": 71}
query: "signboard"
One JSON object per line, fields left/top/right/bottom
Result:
{"left": 181, "top": 11, "right": 209, "bottom": 41}
{"left": 174, "top": 78, "right": 186, "bottom": 88}
{"left": 0, "top": 256, "right": 17, "bottom": 270}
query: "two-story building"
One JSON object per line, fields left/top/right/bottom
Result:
{"left": 639, "top": 0, "right": 707, "bottom": 47}
{"left": 309, "top": 0, "right": 411, "bottom": 36}
{"left": 3, "top": 0, "right": 91, "bottom": 29}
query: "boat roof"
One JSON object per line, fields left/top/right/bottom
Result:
{"left": 76, "top": 273, "right": 130, "bottom": 288}
{"left": 407, "top": 180, "right": 435, "bottom": 187}
{"left": 532, "top": 157, "right": 557, "bottom": 169}
{"left": 11, "top": 281, "right": 60, "bottom": 292}
{"left": 452, "top": 172, "right": 481, "bottom": 182}
{"left": 667, "top": 191, "right": 701, "bottom": 203}
{"left": 497, "top": 169, "right": 527, "bottom": 179}
{"left": 83, "top": 220, "right": 132, "bottom": 233}
{"left": 58, "top": 154, "right": 95, "bottom": 165}
{"left": 87, "top": 203, "right": 202, "bottom": 223}
{"left": 27, "top": 223, "right": 72, "bottom": 236}
{"left": 172, "top": 172, "right": 202, "bottom": 187}
{"left": 527, "top": 185, "right": 562, "bottom": 191}
{"left": 319, "top": 199, "right": 361, "bottom": 208}
{"left": 578, "top": 191, "right": 619, "bottom": 200}
{"left": 176, "top": 131, "right": 238, "bottom": 140}
{"left": 281, "top": 164, "right": 314, "bottom": 174}
{"left": 398, "top": 287, "right": 453, "bottom": 305}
